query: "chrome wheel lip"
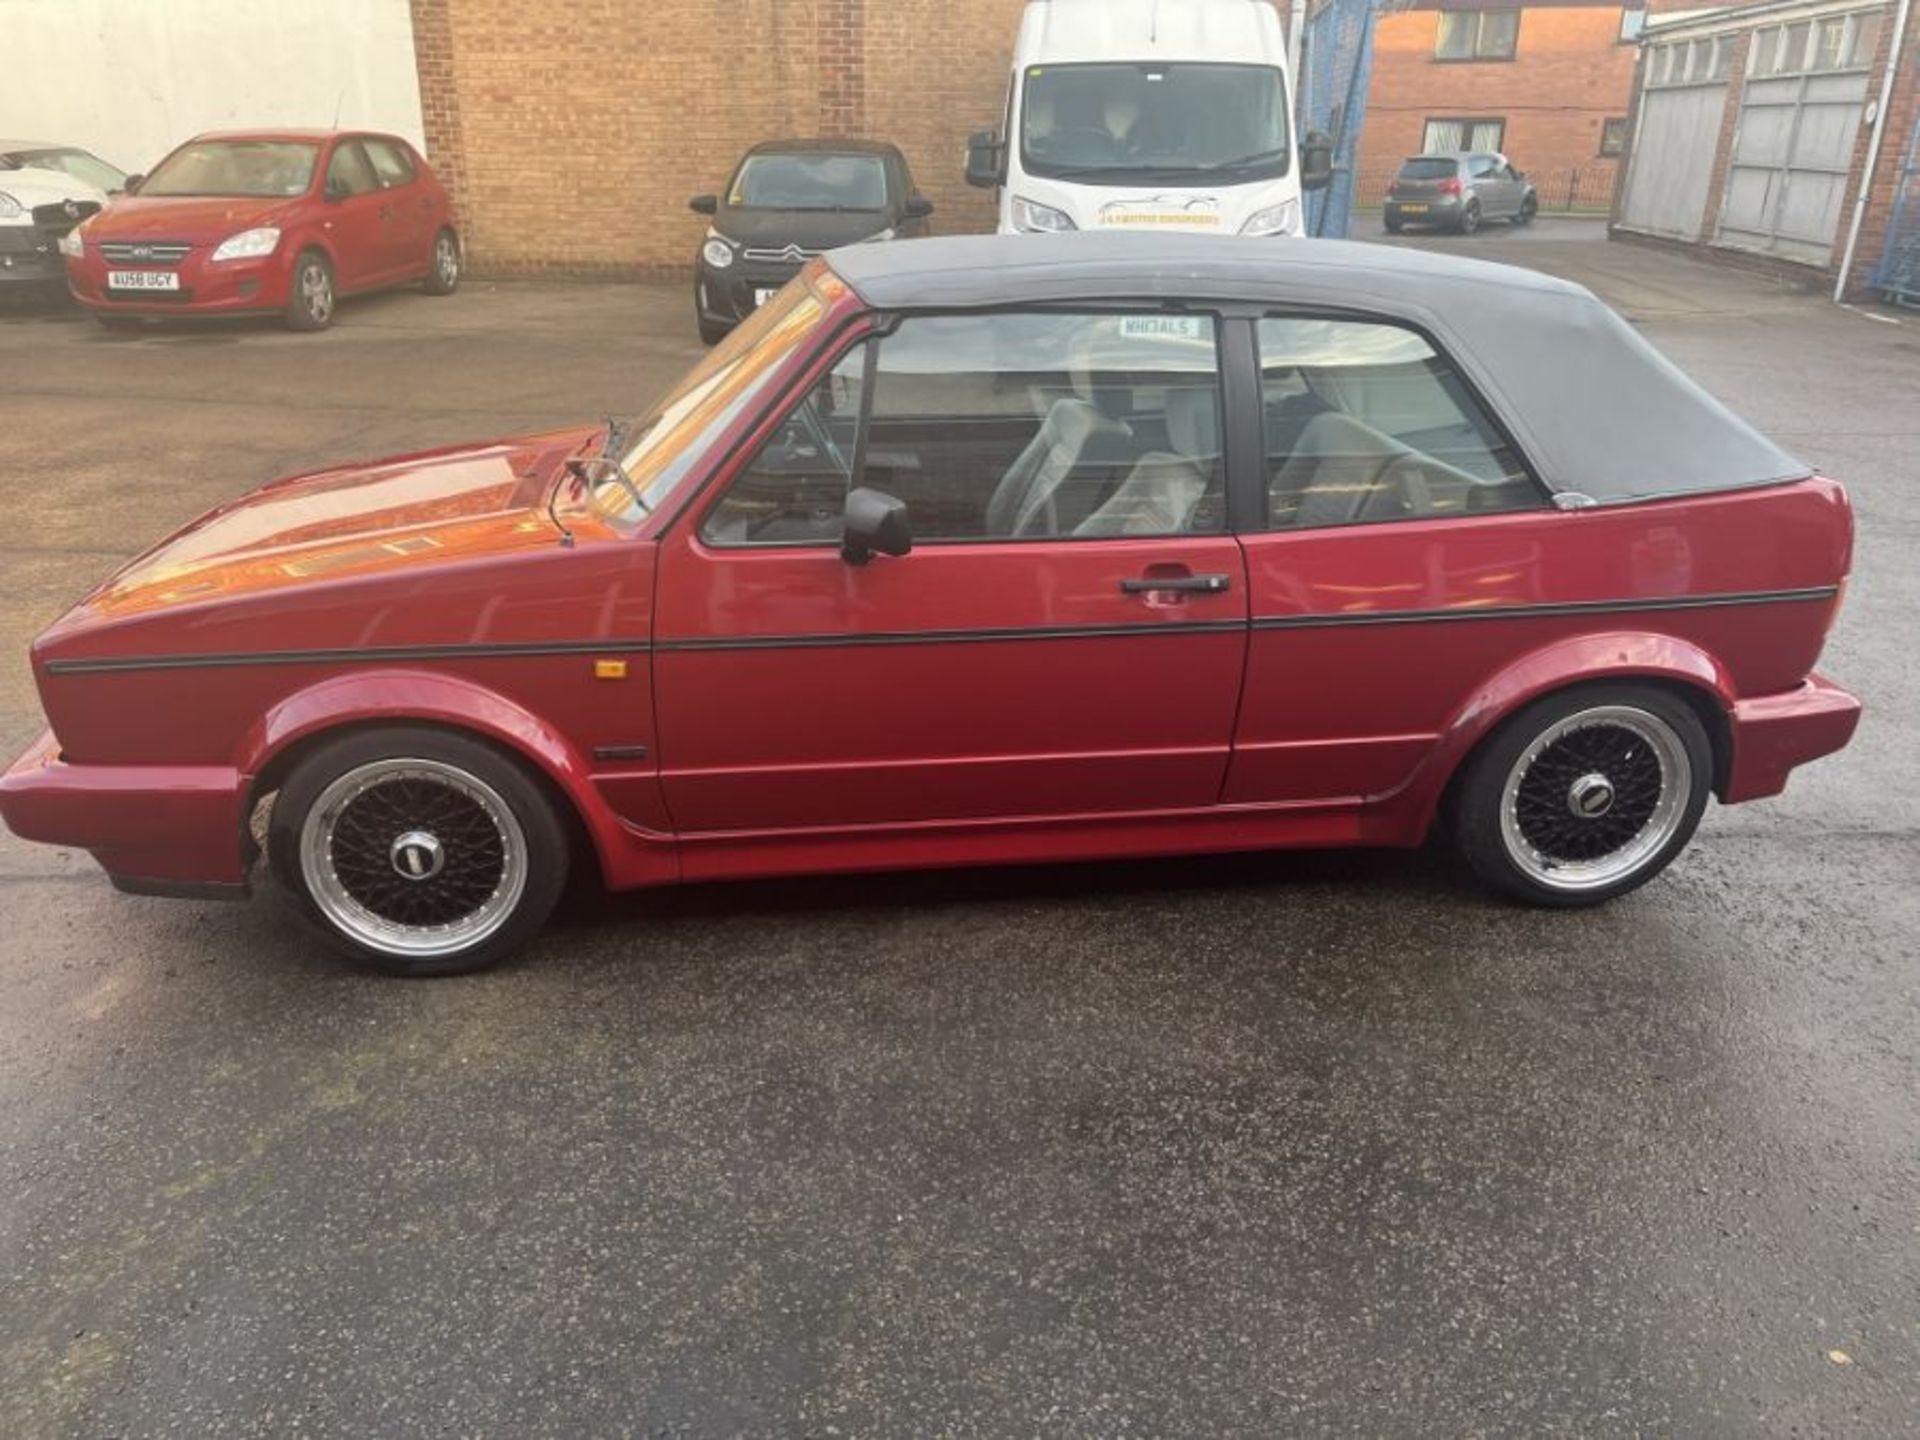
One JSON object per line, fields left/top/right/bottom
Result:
{"left": 299, "top": 757, "right": 527, "bottom": 959}
{"left": 1498, "top": 705, "right": 1690, "bottom": 893}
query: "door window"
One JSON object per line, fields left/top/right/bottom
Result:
{"left": 1256, "top": 316, "right": 1542, "bottom": 529}
{"left": 363, "top": 138, "right": 418, "bottom": 188}
{"left": 325, "top": 141, "right": 380, "bottom": 197}
{"left": 703, "top": 312, "right": 1227, "bottom": 546}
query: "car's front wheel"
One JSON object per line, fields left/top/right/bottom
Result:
{"left": 1514, "top": 195, "right": 1538, "bottom": 226}
{"left": 268, "top": 726, "right": 569, "bottom": 975}
{"left": 1451, "top": 685, "right": 1712, "bottom": 907}
{"left": 284, "top": 250, "right": 335, "bottom": 331}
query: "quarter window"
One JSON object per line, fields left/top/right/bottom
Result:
{"left": 1256, "top": 317, "right": 1540, "bottom": 530}
{"left": 1435, "top": 10, "right": 1520, "bottom": 60}
{"left": 704, "top": 312, "right": 1228, "bottom": 546}
{"left": 363, "top": 138, "right": 418, "bottom": 187}
{"left": 325, "top": 142, "right": 380, "bottom": 198}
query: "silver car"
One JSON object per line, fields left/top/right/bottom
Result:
{"left": 1383, "top": 151, "right": 1537, "bottom": 235}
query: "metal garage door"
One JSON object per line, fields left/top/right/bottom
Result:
{"left": 1716, "top": 10, "right": 1882, "bottom": 265}
{"left": 1616, "top": 74, "right": 1730, "bottom": 240}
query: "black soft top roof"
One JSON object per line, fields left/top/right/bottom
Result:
{"left": 828, "top": 233, "right": 1810, "bottom": 508}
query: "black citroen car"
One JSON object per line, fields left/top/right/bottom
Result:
{"left": 689, "top": 138, "right": 932, "bottom": 343}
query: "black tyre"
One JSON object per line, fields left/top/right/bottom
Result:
{"left": 423, "top": 227, "right": 461, "bottom": 295}
{"left": 1514, "top": 196, "right": 1537, "bottom": 227}
{"left": 284, "top": 249, "right": 335, "bottom": 331}
{"left": 267, "top": 726, "right": 569, "bottom": 975}
{"left": 1451, "top": 684, "right": 1712, "bottom": 908}
{"left": 1458, "top": 200, "right": 1482, "bottom": 235}
{"left": 1384, "top": 215, "right": 1404, "bottom": 234}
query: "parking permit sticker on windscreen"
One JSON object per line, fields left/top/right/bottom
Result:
{"left": 1119, "top": 315, "right": 1207, "bottom": 340}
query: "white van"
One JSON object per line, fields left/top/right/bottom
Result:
{"left": 965, "top": 0, "right": 1331, "bottom": 238}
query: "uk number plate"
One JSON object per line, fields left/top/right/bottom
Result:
{"left": 107, "top": 270, "right": 180, "bottom": 291}
{"left": 754, "top": 287, "right": 777, "bottom": 306}
{"left": 1399, "top": 204, "right": 1429, "bottom": 214}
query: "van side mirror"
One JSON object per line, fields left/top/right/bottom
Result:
{"left": 965, "top": 131, "right": 1004, "bottom": 190}
{"left": 841, "top": 487, "right": 911, "bottom": 565}
{"left": 1300, "top": 130, "right": 1335, "bottom": 192}
{"left": 689, "top": 193, "right": 719, "bottom": 215}
{"left": 904, "top": 194, "right": 935, "bottom": 219}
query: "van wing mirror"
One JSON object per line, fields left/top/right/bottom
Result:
{"left": 841, "top": 487, "right": 911, "bottom": 565}
{"left": 965, "top": 131, "right": 1004, "bottom": 190}
{"left": 1300, "top": 130, "right": 1335, "bottom": 192}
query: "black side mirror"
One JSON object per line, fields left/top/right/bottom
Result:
{"left": 965, "top": 131, "right": 1004, "bottom": 190}
{"left": 1300, "top": 130, "right": 1335, "bottom": 192}
{"left": 904, "top": 194, "right": 935, "bottom": 219}
{"left": 841, "top": 487, "right": 911, "bottom": 566}
{"left": 122, "top": 173, "right": 144, "bottom": 194}
{"left": 689, "top": 193, "right": 718, "bottom": 215}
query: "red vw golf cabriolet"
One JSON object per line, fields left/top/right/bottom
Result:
{"left": 0, "top": 235, "right": 1858, "bottom": 974}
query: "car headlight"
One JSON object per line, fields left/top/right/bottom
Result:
{"left": 0, "top": 191, "right": 23, "bottom": 221}
{"left": 860, "top": 226, "right": 897, "bottom": 243}
{"left": 702, "top": 232, "right": 735, "bottom": 268}
{"left": 210, "top": 226, "right": 281, "bottom": 263}
{"left": 1010, "top": 195, "right": 1075, "bottom": 233}
{"left": 1240, "top": 199, "right": 1300, "bottom": 236}
{"left": 58, "top": 222, "right": 87, "bottom": 259}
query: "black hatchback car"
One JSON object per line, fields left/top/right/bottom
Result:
{"left": 689, "top": 139, "right": 932, "bottom": 343}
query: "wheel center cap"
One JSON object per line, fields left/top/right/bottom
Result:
{"left": 390, "top": 830, "right": 445, "bottom": 881}
{"left": 1568, "top": 773, "right": 1616, "bottom": 819}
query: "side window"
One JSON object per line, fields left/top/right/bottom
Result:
{"left": 704, "top": 312, "right": 1227, "bottom": 546}
{"left": 364, "top": 138, "right": 418, "bottom": 188}
{"left": 1468, "top": 155, "right": 1497, "bottom": 179}
{"left": 1257, "top": 316, "right": 1542, "bottom": 530}
{"left": 325, "top": 141, "right": 380, "bottom": 198}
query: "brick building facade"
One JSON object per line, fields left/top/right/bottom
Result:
{"left": 408, "top": 0, "right": 1025, "bottom": 277}
{"left": 1351, "top": 1, "right": 1691, "bottom": 211}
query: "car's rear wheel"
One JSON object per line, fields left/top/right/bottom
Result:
{"left": 1458, "top": 199, "right": 1482, "bottom": 235}
{"left": 423, "top": 228, "right": 460, "bottom": 295}
{"left": 1384, "top": 215, "right": 1404, "bottom": 234}
{"left": 1452, "top": 685, "right": 1711, "bottom": 907}
{"left": 284, "top": 250, "right": 335, "bottom": 331}
{"left": 268, "top": 727, "right": 568, "bottom": 975}
{"left": 1514, "top": 196, "right": 1538, "bottom": 227}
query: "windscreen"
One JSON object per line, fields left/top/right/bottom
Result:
{"left": 141, "top": 141, "right": 320, "bottom": 198}
{"left": 1021, "top": 63, "right": 1291, "bottom": 182}
{"left": 728, "top": 152, "right": 888, "bottom": 210}
{"left": 4, "top": 147, "right": 127, "bottom": 192}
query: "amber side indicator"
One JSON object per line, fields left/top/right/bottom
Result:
{"left": 594, "top": 659, "right": 628, "bottom": 680}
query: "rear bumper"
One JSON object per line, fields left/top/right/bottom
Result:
{"left": 0, "top": 730, "right": 251, "bottom": 896}
{"left": 1385, "top": 197, "right": 1465, "bottom": 226}
{"left": 1723, "top": 674, "right": 1861, "bottom": 803}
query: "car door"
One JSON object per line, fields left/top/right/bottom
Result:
{"left": 362, "top": 136, "right": 429, "bottom": 277}
{"left": 319, "top": 139, "right": 388, "bottom": 290}
{"left": 652, "top": 307, "right": 1249, "bottom": 835}
{"left": 1228, "top": 312, "right": 1552, "bottom": 804}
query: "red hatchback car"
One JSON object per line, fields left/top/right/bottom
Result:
{"left": 61, "top": 129, "right": 460, "bottom": 330}
{"left": 0, "top": 235, "right": 1858, "bottom": 974}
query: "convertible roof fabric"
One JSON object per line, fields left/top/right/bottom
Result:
{"left": 829, "top": 233, "right": 1811, "bottom": 507}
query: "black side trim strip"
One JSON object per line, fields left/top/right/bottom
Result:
{"left": 592, "top": 744, "right": 651, "bottom": 762}
{"left": 654, "top": 619, "right": 1250, "bottom": 653}
{"left": 46, "top": 639, "right": 655, "bottom": 676}
{"left": 1250, "top": 587, "right": 1837, "bottom": 632}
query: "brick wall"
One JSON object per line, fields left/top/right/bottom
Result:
{"left": 408, "top": 0, "right": 1026, "bottom": 277}
{"left": 1354, "top": 5, "right": 1643, "bottom": 209}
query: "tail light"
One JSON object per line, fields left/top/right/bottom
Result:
{"left": 1439, "top": 177, "right": 1463, "bottom": 195}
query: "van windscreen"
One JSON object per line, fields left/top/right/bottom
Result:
{"left": 1020, "top": 63, "right": 1291, "bottom": 184}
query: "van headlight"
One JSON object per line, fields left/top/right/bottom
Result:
{"left": 210, "top": 227, "right": 281, "bottom": 263}
{"left": 1011, "top": 195, "right": 1076, "bottom": 233}
{"left": 1240, "top": 200, "right": 1300, "bottom": 236}
{"left": 58, "top": 222, "right": 88, "bottom": 259}
{"left": 702, "top": 232, "right": 735, "bottom": 268}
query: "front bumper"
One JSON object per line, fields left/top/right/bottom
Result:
{"left": 1723, "top": 674, "right": 1861, "bottom": 803}
{"left": 0, "top": 730, "right": 251, "bottom": 897}
{"left": 694, "top": 258, "right": 804, "bottom": 327}
{"left": 66, "top": 245, "right": 293, "bottom": 317}
{"left": 0, "top": 226, "right": 68, "bottom": 286}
